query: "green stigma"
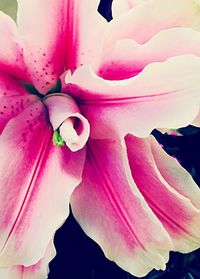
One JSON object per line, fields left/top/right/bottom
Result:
{"left": 53, "top": 130, "right": 65, "bottom": 147}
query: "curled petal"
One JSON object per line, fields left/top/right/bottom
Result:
{"left": 0, "top": 241, "right": 55, "bottom": 279}
{"left": 0, "top": 101, "right": 85, "bottom": 266}
{"left": 0, "top": 11, "right": 28, "bottom": 80}
{"left": 105, "top": 0, "right": 200, "bottom": 47}
{"left": 71, "top": 139, "right": 173, "bottom": 277}
{"left": 125, "top": 135, "right": 200, "bottom": 252}
{"left": 65, "top": 55, "right": 200, "bottom": 139}
{"left": 44, "top": 94, "right": 90, "bottom": 152}
{"left": 0, "top": 72, "right": 37, "bottom": 134}
{"left": 94, "top": 27, "right": 200, "bottom": 80}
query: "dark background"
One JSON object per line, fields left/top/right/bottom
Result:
{"left": 49, "top": 1, "right": 200, "bottom": 278}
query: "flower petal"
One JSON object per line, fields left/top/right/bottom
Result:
{"left": 112, "top": 0, "right": 148, "bottom": 18}
{"left": 71, "top": 139, "right": 173, "bottom": 277}
{"left": 17, "top": 0, "right": 105, "bottom": 93}
{"left": 0, "top": 11, "right": 28, "bottom": 81}
{"left": 63, "top": 0, "right": 106, "bottom": 72}
{"left": 44, "top": 94, "right": 90, "bottom": 152}
{"left": 105, "top": 0, "right": 200, "bottom": 47}
{"left": 65, "top": 55, "right": 200, "bottom": 139}
{"left": 94, "top": 27, "right": 200, "bottom": 80}
{"left": 149, "top": 136, "right": 200, "bottom": 210}
{"left": 0, "top": 72, "right": 37, "bottom": 134}
{"left": 191, "top": 109, "right": 200, "bottom": 127}
{"left": 60, "top": 0, "right": 107, "bottom": 93}
{"left": 125, "top": 134, "right": 200, "bottom": 252}
{"left": 0, "top": 101, "right": 85, "bottom": 266}
{"left": 0, "top": 241, "right": 55, "bottom": 279}
{"left": 17, "top": 0, "right": 69, "bottom": 93}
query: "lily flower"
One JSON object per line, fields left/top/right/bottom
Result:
{"left": 1, "top": 0, "right": 200, "bottom": 278}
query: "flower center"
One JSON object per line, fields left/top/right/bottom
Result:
{"left": 23, "top": 81, "right": 90, "bottom": 151}
{"left": 44, "top": 93, "right": 90, "bottom": 152}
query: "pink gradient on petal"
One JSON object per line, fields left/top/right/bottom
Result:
{"left": 65, "top": 56, "right": 200, "bottom": 139}
{"left": 104, "top": 0, "right": 200, "bottom": 48}
{"left": 125, "top": 134, "right": 200, "bottom": 252}
{"left": 94, "top": 28, "right": 200, "bottom": 81}
{"left": 64, "top": 0, "right": 106, "bottom": 72}
{"left": 0, "top": 101, "right": 86, "bottom": 266}
{"left": 71, "top": 139, "right": 172, "bottom": 277}
{"left": 0, "top": 72, "right": 37, "bottom": 134}
{"left": 17, "top": 0, "right": 105, "bottom": 93}
{"left": 0, "top": 11, "right": 29, "bottom": 81}
{"left": 149, "top": 136, "right": 200, "bottom": 210}
{"left": 17, "top": 0, "right": 69, "bottom": 93}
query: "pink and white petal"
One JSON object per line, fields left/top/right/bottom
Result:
{"left": 0, "top": 101, "right": 86, "bottom": 266}
{"left": 149, "top": 136, "right": 200, "bottom": 210}
{"left": 112, "top": 0, "right": 149, "bottom": 18}
{"left": 71, "top": 139, "right": 173, "bottom": 277}
{"left": 0, "top": 11, "right": 28, "bottom": 81}
{"left": 94, "top": 27, "right": 200, "bottom": 80}
{"left": 0, "top": 72, "right": 37, "bottom": 134}
{"left": 44, "top": 94, "right": 90, "bottom": 152}
{"left": 105, "top": 0, "right": 200, "bottom": 47}
{"left": 17, "top": 0, "right": 105, "bottom": 93}
{"left": 0, "top": 241, "right": 55, "bottom": 279}
{"left": 125, "top": 134, "right": 200, "bottom": 253}
{"left": 17, "top": 0, "right": 69, "bottom": 93}
{"left": 66, "top": 55, "right": 200, "bottom": 139}
{"left": 63, "top": 0, "right": 106, "bottom": 72}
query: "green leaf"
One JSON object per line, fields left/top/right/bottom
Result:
{"left": 0, "top": 0, "right": 17, "bottom": 20}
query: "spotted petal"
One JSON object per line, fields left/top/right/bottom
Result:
{"left": 17, "top": 0, "right": 69, "bottom": 93}
{"left": 17, "top": 0, "right": 105, "bottom": 93}
{"left": 0, "top": 72, "right": 37, "bottom": 134}
{"left": 0, "top": 100, "right": 85, "bottom": 266}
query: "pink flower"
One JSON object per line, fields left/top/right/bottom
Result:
{"left": 0, "top": 0, "right": 200, "bottom": 278}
